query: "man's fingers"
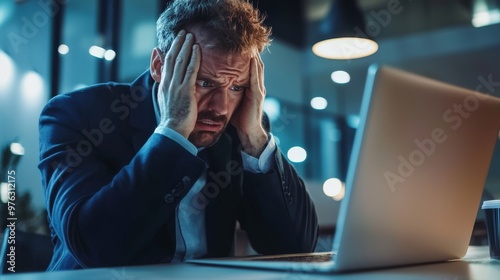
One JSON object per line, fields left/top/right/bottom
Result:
{"left": 185, "top": 44, "right": 200, "bottom": 87}
{"left": 163, "top": 30, "right": 186, "bottom": 82}
{"left": 172, "top": 33, "right": 195, "bottom": 85}
{"left": 250, "top": 57, "right": 259, "bottom": 91}
{"left": 250, "top": 55, "right": 265, "bottom": 97}
{"left": 255, "top": 55, "right": 265, "bottom": 94}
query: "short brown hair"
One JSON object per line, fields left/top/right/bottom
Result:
{"left": 156, "top": 0, "right": 272, "bottom": 55}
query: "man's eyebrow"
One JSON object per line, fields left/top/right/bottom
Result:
{"left": 197, "top": 75, "right": 250, "bottom": 87}
{"left": 237, "top": 77, "right": 251, "bottom": 87}
{"left": 196, "top": 75, "right": 217, "bottom": 83}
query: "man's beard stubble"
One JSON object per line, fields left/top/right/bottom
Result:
{"left": 188, "top": 111, "right": 228, "bottom": 147}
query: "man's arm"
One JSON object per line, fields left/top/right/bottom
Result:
{"left": 38, "top": 94, "right": 204, "bottom": 268}
{"left": 233, "top": 110, "right": 318, "bottom": 255}
{"left": 239, "top": 146, "right": 319, "bottom": 254}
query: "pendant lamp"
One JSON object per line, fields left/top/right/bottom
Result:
{"left": 312, "top": 0, "right": 378, "bottom": 60}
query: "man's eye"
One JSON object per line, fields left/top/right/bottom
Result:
{"left": 197, "top": 80, "right": 213, "bottom": 88}
{"left": 230, "top": 86, "right": 244, "bottom": 92}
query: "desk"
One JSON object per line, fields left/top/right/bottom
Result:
{"left": 2, "top": 246, "right": 499, "bottom": 280}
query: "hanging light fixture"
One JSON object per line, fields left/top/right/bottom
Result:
{"left": 312, "top": 0, "right": 378, "bottom": 60}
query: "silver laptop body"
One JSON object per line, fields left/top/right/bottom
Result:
{"left": 188, "top": 64, "right": 500, "bottom": 273}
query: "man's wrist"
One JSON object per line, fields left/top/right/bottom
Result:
{"left": 239, "top": 128, "right": 268, "bottom": 158}
{"left": 154, "top": 126, "right": 197, "bottom": 155}
{"left": 241, "top": 133, "right": 276, "bottom": 173}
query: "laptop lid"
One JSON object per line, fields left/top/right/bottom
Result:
{"left": 333, "top": 64, "right": 500, "bottom": 271}
{"left": 189, "top": 64, "right": 500, "bottom": 273}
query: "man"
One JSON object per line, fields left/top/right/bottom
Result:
{"left": 38, "top": 0, "right": 318, "bottom": 270}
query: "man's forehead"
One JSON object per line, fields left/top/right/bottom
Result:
{"left": 186, "top": 25, "right": 252, "bottom": 79}
{"left": 187, "top": 24, "right": 255, "bottom": 61}
{"left": 197, "top": 47, "right": 251, "bottom": 81}
{"left": 200, "top": 49, "right": 250, "bottom": 66}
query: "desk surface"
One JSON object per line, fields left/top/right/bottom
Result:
{"left": 2, "top": 246, "right": 499, "bottom": 280}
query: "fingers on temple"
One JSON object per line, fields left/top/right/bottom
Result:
{"left": 185, "top": 44, "right": 200, "bottom": 86}
{"left": 253, "top": 55, "right": 265, "bottom": 94}
{"left": 164, "top": 30, "right": 187, "bottom": 81}
{"left": 172, "top": 33, "right": 195, "bottom": 85}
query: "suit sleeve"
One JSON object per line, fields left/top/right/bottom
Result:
{"left": 38, "top": 94, "right": 205, "bottom": 267}
{"left": 239, "top": 146, "right": 319, "bottom": 254}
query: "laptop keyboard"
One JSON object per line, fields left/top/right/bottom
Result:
{"left": 250, "top": 252, "right": 334, "bottom": 262}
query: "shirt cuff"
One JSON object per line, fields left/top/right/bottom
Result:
{"left": 154, "top": 126, "right": 198, "bottom": 156}
{"left": 241, "top": 133, "right": 276, "bottom": 173}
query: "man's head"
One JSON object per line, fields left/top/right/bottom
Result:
{"left": 152, "top": 0, "right": 271, "bottom": 147}
{"left": 156, "top": 0, "right": 271, "bottom": 56}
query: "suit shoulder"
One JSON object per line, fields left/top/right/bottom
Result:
{"left": 45, "top": 70, "right": 153, "bottom": 111}
{"left": 55, "top": 82, "right": 130, "bottom": 102}
{"left": 45, "top": 81, "right": 136, "bottom": 112}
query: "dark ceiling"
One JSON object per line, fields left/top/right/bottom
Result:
{"left": 250, "top": 0, "right": 500, "bottom": 119}
{"left": 252, "top": 0, "right": 306, "bottom": 48}
{"left": 254, "top": 0, "right": 482, "bottom": 50}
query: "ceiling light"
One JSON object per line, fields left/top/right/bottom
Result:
{"left": 20, "top": 71, "right": 44, "bottom": 107}
{"left": 10, "top": 142, "right": 25, "bottom": 156}
{"left": 322, "top": 178, "right": 345, "bottom": 201}
{"left": 287, "top": 146, "right": 307, "bottom": 163}
{"left": 58, "top": 44, "right": 69, "bottom": 55}
{"left": 89, "top": 45, "right": 105, "bottom": 58}
{"left": 310, "top": 97, "right": 328, "bottom": 110}
{"left": 313, "top": 37, "right": 378, "bottom": 60}
{"left": 89, "top": 46, "right": 117, "bottom": 61}
{"left": 1, "top": 142, "right": 25, "bottom": 178}
{"left": 472, "top": 0, "right": 500, "bottom": 27}
{"left": 0, "top": 1, "right": 14, "bottom": 27}
{"left": 0, "top": 50, "right": 15, "bottom": 92}
{"left": 472, "top": 9, "right": 500, "bottom": 27}
{"left": 104, "top": 49, "right": 116, "bottom": 61}
{"left": 263, "top": 97, "right": 281, "bottom": 122}
{"left": 331, "top": 70, "right": 350, "bottom": 84}
{"left": 312, "top": 0, "right": 378, "bottom": 60}
{"left": 1, "top": 182, "right": 8, "bottom": 203}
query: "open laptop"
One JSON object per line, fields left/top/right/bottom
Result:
{"left": 188, "top": 64, "right": 500, "bottom": 273}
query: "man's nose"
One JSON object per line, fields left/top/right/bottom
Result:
{"left": 207, "top": 88, "right": 229, "bottom": 115}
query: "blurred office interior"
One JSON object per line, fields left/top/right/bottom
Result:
{"left": 0, "top": 0, "right": 500, "bottom": 252}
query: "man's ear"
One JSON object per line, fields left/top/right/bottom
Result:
{"left": 150, "top": 48, "right": 163, "bottom": 83}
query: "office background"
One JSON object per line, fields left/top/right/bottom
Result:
{"left": 0, "top": 0, "right": 499, "bottom": 238}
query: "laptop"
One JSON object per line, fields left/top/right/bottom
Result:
{"left": 188, "top": 64, "right": 500, "bottom": 273}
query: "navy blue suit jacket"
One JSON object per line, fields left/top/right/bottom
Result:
{"left": 38, "top": 71, "right": 318, "bottom": 270}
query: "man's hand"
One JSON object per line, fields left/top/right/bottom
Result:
{"left": 231, "top": 54, "right": 269, "bottom": 157}
{"left": 157, "top": 30, "right": 201, "bottom": 138}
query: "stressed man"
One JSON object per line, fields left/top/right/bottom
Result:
{"left": 38, "top": 0, "right": 318, "bottom": 270}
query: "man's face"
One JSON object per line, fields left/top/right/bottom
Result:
{"left": 187, "top": 26, "right": 251, "bottom": 147}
